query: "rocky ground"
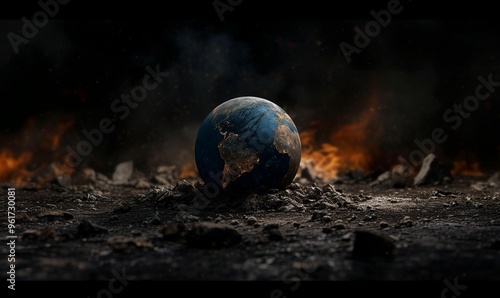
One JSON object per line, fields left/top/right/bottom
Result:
{"left": 1, "top": 167, "right": 500, "bottom": 297}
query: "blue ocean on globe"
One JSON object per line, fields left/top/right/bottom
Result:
{"left": 195, "top": 96, "right": 302, "bottom": 193}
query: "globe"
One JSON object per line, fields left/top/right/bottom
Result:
{"left": 195, "top": 96, "right": 302, "bottom": 193}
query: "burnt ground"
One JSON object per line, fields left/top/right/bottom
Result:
{"left": 2, "top": 174, "right": 500, "bottom": 297}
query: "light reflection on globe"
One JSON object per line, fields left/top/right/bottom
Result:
{"left": 195, "top": 96, "right": 302, "bottom": 193}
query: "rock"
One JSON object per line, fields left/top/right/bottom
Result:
{"left": 266, "top": 228, "right": 284, "bottom": 241}
{"left": 231, "top": 220, "right": 240, "bottom": 226}
{"left": 413, "top": 153, "right": 444, "bottom": 186}
{"left": 293, "top": 222, "right": 301, "bottom": 228}
{"left": 154, "top": 165, "right": 179, "bottom": 185}
{"left": 246, "top": 216, "right": 257, "bottom": 225}
{"left": 135, "top": 179, "right": 151, "bottom": 189}
{"left": 112, "top": 161, "right": 134, "bottom": 184}
{"left": 398, "top": 216, "right": 413, "bottom": 227}
{"left": 379, "top": 221, "right": 389, "bottom": 229}
{"left": 77, "top": 220, "right": 108, "bottom": 237}
{"left": 322, "top": 227, "right": 333, "bottom": 234}
{"left": 74, "top": 168, "right": 96, "bottom": 185}
{"left": 486, "top": 172, "right": 500, "bottom": 187}
{"left": 37, "top": 211, "right": 74, "bottom": 222}
{"left": 263, "top": 223, "right": 280, "bottom": 231}
{"left": 96, "top": 172, "right": 111, "bottom": 183}
{"left": 162, "top": 222, "right": 186, "bottom": 240}
{"left": 185, "top": 222, "right": 242, "bottom": 248}
{"left": 370, "top": 164, "right": 412, "bottom": 188}
{"left": 55, "top": 175, "right": 72, "bottom": 187}
{"left": 311, "top": 211, "right": 328, "bottom": 221}
{"left": 322, "top": 215, "right": 333, "bottom": 223}
{"left": 173, "top": 180, "right": 195, "bottom": 193}
{"left": 332, "top": 220, "right": 346, "bottom": 230}
{"left": 113, "top": 201, "right": 132, "bottom": 213}
{"left": 352, "top": 229, "right": 395, "bottom": 257}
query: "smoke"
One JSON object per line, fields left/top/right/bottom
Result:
{"left": 0, "top": 19, "right": 498, "bottom": 173}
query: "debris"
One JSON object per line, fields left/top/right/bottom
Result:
{"left": 113, "top": 201, "right": 132, "bottom": 213}
{"left": 107, "top": 236, "right": 154, "bottom": 251}
{"left": 161, "top": 222, "right": 186, "bottom": 240}
{"left": 322, "top": 227, "right": 333, "bottom": 234}
{"left": 246, "top": 216, "right": 257, "bottom": 225}
{"left": 77, "top": 220, "right": 108, "bottom": 237}
{"left": 74, "top": 168, "right": 96, "bottom": 185}
{"left": 370, "top": 163, "right": 412, "bottom": 188}
{"left": 332, "top": 220, "right": 346, "bottom": 230}
{"left": 185, "top": 222, "right": 242, "bottom": 248}
{"left": 153, "top": 165, "right": 179, "bottom": 185}
{"left": 37, "top": 211, "right": 74, "bottom": 222}
{"left": 96, "top": 172, "right": 111, "bottom": 184}
{"left": 414, "top": 154, "right": 452, "bottom": 186}
{"left": 352, "top": 229, "right": 395, "bottom": 257}
{"left": 379, "top": 221, "right": 389, "bottom": 229}
{"left": 266, "top": 228, "right": 284, "bottom": 241}
{"left": 112, "top": 161, "right": 134, "bottom": 184}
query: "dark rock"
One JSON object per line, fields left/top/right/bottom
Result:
{"left": 77, "top": 220, "right": 108, "bottom": 237}
{"left": 37, "top": 211, "right": 74, "bottom": 222}
{"left": 113, "top": 201, "right": 132, "bottom": 213}
{"left": 311, "top": 211, "right": 328, "bottom": 221}
{"left": 173, "top": 180, "right": 195, "bottom": 193}
{"left": 263, "top": 223, "right": 280, "bottom": 231}
{"left": 231, "top": 220, "right": 240, "bottom": 226}
{"left": 266, "top": 228, "right": 284, "bottom": 241}
{"left": 322, "top": 215, "right": 333, "bottom": 223}
{"left": 322, "top": 227, "right": 333, "bottom": 234}
{"left": 293, "top": 222, "right": 301, "bottom": 228}
{"left": 74, "top": 168, "right": 96, "bottom": 185}
{"left": 185, "top": 222, "right": 242, "bottom": 248}
{"left": 332, "top": 220, "right": 346, "bottom": 230}
{"left": 352, "top": 229, "right": 395, "bottom": 257}
{"left": 246, "top": 216, "right": 257, "bottom": 225}
{"left": 162, "top": 222, "right": 186, "bottom": 240}
{"left": 379, "top": 222, "right": 389, "bottom": 229}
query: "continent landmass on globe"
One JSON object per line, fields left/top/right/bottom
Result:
{"left": 195, "top": 96, "right": 302, "bottom": 193}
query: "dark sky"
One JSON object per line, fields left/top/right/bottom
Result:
{"left": 0, "top": 1, "right": 499, "bottom": 174}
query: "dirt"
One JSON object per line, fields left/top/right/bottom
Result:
{"left": 2, "top": 175, "right": 500, "bottom": 295}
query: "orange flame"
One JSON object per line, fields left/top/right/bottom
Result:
{"left": 0, "top": 150, "right": 34, "bottom": 184}
{"left": 451, "top": 160, "right": 484, "bottom": 177}
{"left": 0, "top": 118, "right": 75, "bottom": 184}
{"left": 300, "top": 94, "right": 382, "bottom": 181}
{"left": 179, "top": 161, "right": 198, "bottom": 179}
{"left": 450, "top": 150, "right": 484, "bottom": 177}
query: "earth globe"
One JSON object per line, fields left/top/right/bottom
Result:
{"left": 195, "top": 96, "right": 302, "bottom": 193}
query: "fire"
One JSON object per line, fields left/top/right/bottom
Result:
{"left": 0, "top": 150, "right": 33, "bottom": 184}
{"left": 0, "top": 118, "right": 75, "bottom": 185}
{"left": 451, "top": 160, "right": 484, "bottom": 177}
{"left": 300, "top": 95, "right": 382, "bottom": 181}
{"left": 450, "top": 150, "right": 484, "bottom": 177}
{"left": 179, "top": 161, "right": 199, "bottom": 179}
